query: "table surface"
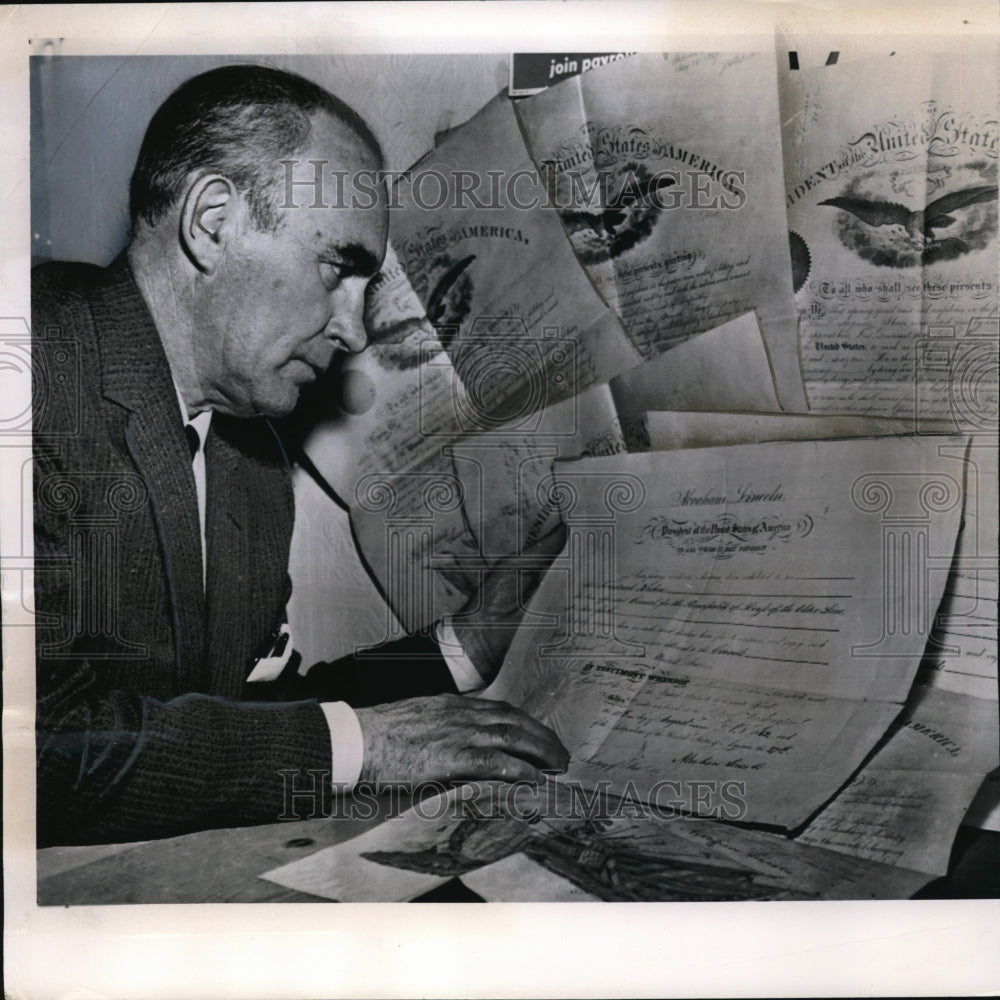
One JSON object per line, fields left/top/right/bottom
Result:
{"left": 37, "top": 814, "right": 380, "bottom": 905}
{"left": 35, "top": 810, "right": 1000, "bottom": 905}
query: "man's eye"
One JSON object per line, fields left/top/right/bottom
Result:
{"left": 319, "top": 261, "right": 346, "bottom": 289}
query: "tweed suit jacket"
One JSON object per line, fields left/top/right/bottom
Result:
{"left": 33, "top": 256, "right": 454, "bottom": 846}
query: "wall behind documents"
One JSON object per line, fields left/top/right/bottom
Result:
{"left": 31, "top": 53, "right": 507, "bottom": 265}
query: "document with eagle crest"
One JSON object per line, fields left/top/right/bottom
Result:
{"left": 781, "top": 49, "right": 999, "bottom": 420}
{"left": 515, "top": 51, "right": 803, "bottom": 410}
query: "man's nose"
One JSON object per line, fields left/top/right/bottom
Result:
{"left": 327, "top": 279, "right": 369, "bottom": 354}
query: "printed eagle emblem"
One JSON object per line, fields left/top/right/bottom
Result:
{"left": 819, "top": 179, "right": 997, "bottom": 267}
{"left": 559, "top": 162, "right": 678, "bottom": 264}
{"left": 820, "top": 184, "right": 997, "bottom": 247}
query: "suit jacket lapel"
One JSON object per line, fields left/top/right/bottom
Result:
{"left": 91, "top": 256, "right": 207, "bottom": 692}
{"left": 202, "top": 423, "right": 252, "bottom": 699}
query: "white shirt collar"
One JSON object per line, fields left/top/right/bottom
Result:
{"left": 171, "top": 379, "right": 212, "bottom": 449}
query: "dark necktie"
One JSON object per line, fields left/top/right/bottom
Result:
{"left": 184, "top": 424, "right": 200, "bottom": 461}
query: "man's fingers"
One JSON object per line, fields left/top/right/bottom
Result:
{"left": 479, "top": 722, "right": 568, "bottom": 771}
{"left": 452, "top": 746, "right": 544, "bottom": 784}
{"left": 459, "top": 703, "right": 569, "bottom": 772}
{"left": 460, "top": 698, "right": 565, "bottom": 749}
{"left": 448, "top": 698, "right": 569, "bottom": 771}
{"left": 461, "top": 697, "right": 562, "bottom": 740}
{"left": 491, "top": 708, "right": 569, "bottom": 767}
{"left": 460, "top": 695, "right": 519, "bottom": 711}
{"left": 357, "top": 694, "right": 570, "bottom": 787}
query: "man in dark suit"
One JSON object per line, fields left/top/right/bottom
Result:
{"left": 33, "top": 64, "right": 567, "bottom": 847}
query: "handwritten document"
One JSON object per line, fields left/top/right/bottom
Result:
{"left": 291, "top": 66, "right": 800, "bottom": 641}
{"left": 452, "top": 311, "right": 782, "bottom": 557}
{"left": 516, "top": 52, "right": 804, "bottom": 409}
{"left": 486, "top": 437, "right": 966, "bottom": 827}
{"left": 781, "top": 51, "right": 999, "bottom": 418}
{"left": 448, "top": 384, "right": 626, "bottom": 567}
{"left": 387, "top": 92, "right": 643, "bottom": 408}
{"left": 646, "top": 414, "right": 997, "bottom": 703}
{"left": 798, "top": 686, "right": 999, "bottom": 874}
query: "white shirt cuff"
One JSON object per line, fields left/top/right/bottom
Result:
{"left": 319, "top": 701, "right": 365, "bottom": 789}
{"left": 435, "top": 618, "right": 486, "bottom": 693}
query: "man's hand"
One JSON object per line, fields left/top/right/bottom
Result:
{"left": 355, "top": 694, "right": 569, "bottom": 786}
{"left": 451, "top": 520, "right": 568, "bottom": 687}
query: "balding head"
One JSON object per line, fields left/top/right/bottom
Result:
{"left": 129, "top": 63, "right": 383, "bottom": 234}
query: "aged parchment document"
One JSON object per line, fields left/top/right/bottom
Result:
{"left": 646, "top": 420, "right": 997, "bottom": 695}
{"left": 798, "top": 686, "right": 998, "bottom": 874}
{"left": 485, "top": 436, "right": 966, "bottom": 827}
{"left": 781, "top": 50, "right": 999, "bottom": 419}
{"left": 516, "top": 52, "right": 799, "bottom": 372}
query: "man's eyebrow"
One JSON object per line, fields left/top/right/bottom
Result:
{"left": 320, "top": 242, "right": 381, "bottom": 277}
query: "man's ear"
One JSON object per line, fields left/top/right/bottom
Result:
{"left": 180, "top": 173, "right": 240, "bottom": 274}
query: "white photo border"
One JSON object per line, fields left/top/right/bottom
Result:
{"left": 3, "top": 3, "right": 999, "bottom": 998}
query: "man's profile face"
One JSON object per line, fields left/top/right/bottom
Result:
{"left": 194, "top": 112, "right": 388, "bottom": 418}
